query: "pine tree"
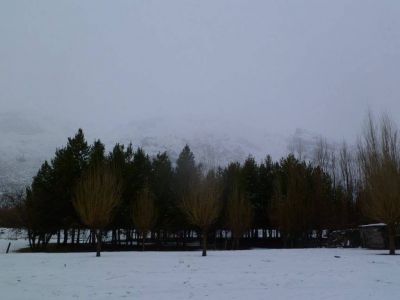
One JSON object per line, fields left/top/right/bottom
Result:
{"left": 272, "top": 155, "right": 310, "bottom": 247}
{"left": 173, "top": 145, "right": 201, "bottom": 231}
{"left": 259, "top": 156, "right": 277, "bottom": 228}
{"left": 24, "top": 161, "right": 57, "bottom": 248}
{"left": 241, "top": 156, "right": 261, "bottom": 232}
{"left": 52, "top": 129, "right": 90, "bottom": 237}
{"left": 108, "top": 143, "right": 133, "bottom": 229}
{"left": 88, "top": 139, "right": 106, "bottom": 167}
{"left": 151, "top": 152, "right": 174, "bottom": 230}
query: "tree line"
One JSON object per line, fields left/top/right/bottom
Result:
{"left": 5, "top": 113, "right": 400, "bottom": 256}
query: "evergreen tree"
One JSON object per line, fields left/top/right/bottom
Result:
{"left": 175, "top": 145, "right": 200, "bottom": 197}
{"left": 88, "top": 139, "right": 106, "bottom": 167}
{"left": 108, "top": 143, "right": 133, "bottom": 229}
{"left": 259, "top": 156, "right": 277, "bottom": 228}
{"left": 272, "top": 155, "right": 310, "bottom": 247}
{"left": 173, "top": 145, "right": 201, "bottom": 230}
{"left": 24, "top": 161, "right": 57, "bottom": 248}
{"left": 151, "top": 152, "right": 174, "bottom": 230}
{"left": 241, "top": 156, "right": 261, "bottom": 231}
{"left": 51, "top": 129, "right": 90, "bottom": 234}
{"left": 131, "top": 148, "right": 152, "bottom": 192}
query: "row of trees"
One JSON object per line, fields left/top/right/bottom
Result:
{"left": 13, "top": 113, "right": 400, "bottom": 255}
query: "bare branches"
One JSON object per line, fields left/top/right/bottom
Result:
{"left": 74, "top": 164, "right": 121, "bottom": 229}
{"left": 358, "top": 113, "right": 400, "bottom": 254}
{"left": 313, "top": 137, "right": 331, "bottom": 172}
{"left": 226, "top": 186, "right": 253, "bottom": 249}
{"left": 73, "top": 163, "right": 122, "bottom": 256}
{"left": 180, "top": 176, "right": 221, "bottom": 231}
{"left": 339, "top": 142, "right": 356, "bottom": 196}
{"left": 180, "top": 173, "right": 221, "bottom": 256}
{"left": 132, "top": 186, "right": 158, "bottom": 250}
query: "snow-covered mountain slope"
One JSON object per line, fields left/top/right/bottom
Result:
{"left": 108, "top": 116, "right": 290, "bottom": 167}
{"left": 0, "top": 112, "right": 327, "bottom": 191}
{"left": 0, "top": 111, "right": 71, "bottom": 191}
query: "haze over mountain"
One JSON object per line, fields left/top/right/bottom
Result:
{"left": 0, "top": 110, "right": 289, "bottom": 190}
{"left": 1, "top": 1, "right": 400, "bottom": 190}
{"left": 0, "top": 110, "right": 323, "bottom": 191}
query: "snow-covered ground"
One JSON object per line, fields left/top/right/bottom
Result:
{"left": 1, "top": 235, "right": 400, "bottom": 300}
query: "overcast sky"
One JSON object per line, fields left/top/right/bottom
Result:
{"left": 1, "top": 0, "right": 400, "bottom": 157}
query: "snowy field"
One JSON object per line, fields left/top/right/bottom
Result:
{"left": 1, "top": 237, "right": 400, "bottom": 300}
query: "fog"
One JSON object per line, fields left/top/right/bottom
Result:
{"left": 1, "top": 1, "right": 400, "bottom": 183}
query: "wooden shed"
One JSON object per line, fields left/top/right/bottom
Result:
{"left": 359, "top": 223, "right": 387, "bottom": 249}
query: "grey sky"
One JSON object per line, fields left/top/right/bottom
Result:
{"left": 1, "top": 0, "right": 400, "bottom": 161}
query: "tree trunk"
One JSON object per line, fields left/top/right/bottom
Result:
{"left": 44, "top": 233, "right": 52, "bottom": 247}
{"left": 63, "top": 229, "right": 68, "bottom": 244}
{"left": 142, "top": 233, "right": 145, "bottom": 251}
{"left": 388, "top": 223, "right": 396, "bottom": 255}
{"left": 71, "top": 229, "right": 75, "bottom": 245}
{"left": 76, "top": 229, "right": 80, "bottom": 244}
{"left": 28, "top": 230, "right": 33, "bottom": 249}
{"left": 96, "top": 230, "right": 102, "bottom": 257}
{"left": 202, "top": 231, "right": 207, "bottom": 257}
{"left": 111, "top": 229, "right": 116, "bottom": 245}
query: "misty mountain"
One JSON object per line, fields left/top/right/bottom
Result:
{"left": 0, "top": 111, "right": 328, "bottom": 192}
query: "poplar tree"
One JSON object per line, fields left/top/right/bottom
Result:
{"left": 73, "top": 164, "right": 121, "bottom": 257}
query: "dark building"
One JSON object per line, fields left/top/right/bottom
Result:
{"left": 359, "top": 223, "right": 400, "bottom": 250}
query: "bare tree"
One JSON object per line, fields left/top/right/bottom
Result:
{"left": 313, "top": 137, "right": 330, "bottom": 171}
{"left": 288, "top": 134, "right": 307, "bottom": 161}
{"left": 226, "top": 186, "right": 253, "bottom": 249}
{"left": 132, "top": 186, "right": 158, "bottom": 251}
{"left": 73, "top": 164, "right": 121, "bottom": 257}
{"left": 358, "top": 114, "right": 400, "bottom": 255}
{"left": 339, "top": 142, "right": 356, "bottom": 197}
{"left": 180, "top": 173, "right": 221, "bottom": 256}
{"left": 313, "top": 136, "right": 339, "bottom": 188}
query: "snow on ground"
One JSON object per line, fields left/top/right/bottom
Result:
{"left": 1, "top": 245, "right": 400, "bottom": 300}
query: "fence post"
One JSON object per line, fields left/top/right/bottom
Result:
{"left": 6, "top": 242, "right": 11, "bottom": 253}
